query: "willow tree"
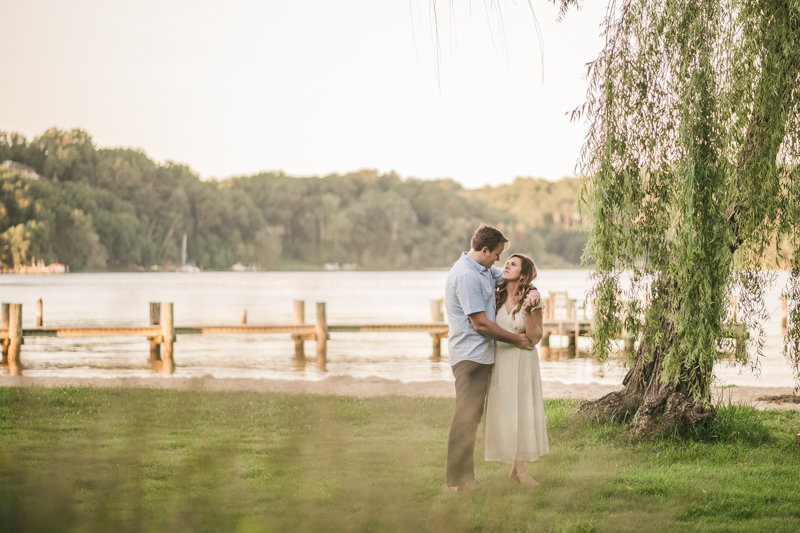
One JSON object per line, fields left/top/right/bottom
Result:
{"left": 573, "top": 0, "right": 800, "bottom": 435}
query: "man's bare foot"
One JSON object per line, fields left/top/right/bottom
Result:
{"left": 448, "top": 480, "right": 481, "bottom": 493}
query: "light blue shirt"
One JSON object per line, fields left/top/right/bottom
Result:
{"left": 444, "top": 252, "right": 504, "bottom": 366}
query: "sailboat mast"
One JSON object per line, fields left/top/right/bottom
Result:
{"left": 181, "top": 233, "right": 187, "bottom": 266}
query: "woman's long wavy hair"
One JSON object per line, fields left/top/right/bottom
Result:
{"left": 496, "top": 253, "right": 538, "bottom": 318}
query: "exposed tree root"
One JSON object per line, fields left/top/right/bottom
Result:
{"left": 579, "top": 372, "right": 716, "bottom": 437}
{"left": 578, "top": 314, "right": 716, "bottom": 437}
{"left": 578, "top": 337, "right": 652, "bottom": 424}
{"left": 756, "top": 394, "right": 800, "bottom": 404}
{"left": 578, "top": 389, "right": 640, "bottom": 423}
{"left": 630, "top": 388, "right": 716, "bottom": 437}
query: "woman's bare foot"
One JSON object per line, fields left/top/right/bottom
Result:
{"left": 508, "top": 465, "right": 518, "bottom": 483}
{"left": 515, "top": 469, "right": 540, "bottom": 487}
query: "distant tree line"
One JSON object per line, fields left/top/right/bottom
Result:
{"left": 0, "top": 127, "right": 588, "bottom": 271}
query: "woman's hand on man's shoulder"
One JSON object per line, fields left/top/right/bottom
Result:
{"left": 523, "top": 288, "right": 541, "bottom": 309}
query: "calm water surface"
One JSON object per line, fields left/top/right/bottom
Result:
{"left": 0, "top": 270, "right": 795, "bottom": 387}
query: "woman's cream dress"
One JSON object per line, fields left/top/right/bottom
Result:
{"left": 484, "top": 303, "right": 549, "bottom": 463}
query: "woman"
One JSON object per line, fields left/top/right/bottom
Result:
{"left": 483, "top": 253, "right": 548, "bottom": 486}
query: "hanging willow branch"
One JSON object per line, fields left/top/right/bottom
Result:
{"left": 579, "top": 0, "right": 800, "bottom": 397}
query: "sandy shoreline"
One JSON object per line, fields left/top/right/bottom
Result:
{"left": 1, "top": 374, "right": 797, "bottom": 410}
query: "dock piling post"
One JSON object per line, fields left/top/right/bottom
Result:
{"left": 623, "top": 333, "right": 635, "bottom": 354}
{"left": 430, "top": 299, "right": 443, "bottom": 323}
{"left": 568, "top": 299, "right": 577, "bottom": 346}
{"left": 161, "top": 303, "right": 174, "bottom": 374}
{"left": 430, "top": 299, "right": 444, "bottom": 361}
{"left": 430, "top": 334, "right": 442, "bottom": 361}
{"left": 316, "top": 302, "right": 327, "bottom": 368}
{"left": 241, "top": 309, "right": 247, "bottom": 324}
{"left": 150, "top": 302, "right": 161, "bottom": 325}
{"left": 730, "top": 295, "right": 744, "bottom": 356}
{"left": 734, "top": 324, "right": 745, "bottom": 358}
{"left": 8, "top": 303, "right": 22, "bottom": 371}
{"left": 36, "top": 298, "right": 43, "bottom": 327}
{"left": 293, "top": 300, "right": 305, "bottom": 359}
{"left": 782, "top": 296, "right": 787, "bottom": 337}
{"left": 541, "top": 331, "right": 551, "bottom": 347}
{"left": 149, "top": 302, "right": 161, "bottom": 362}
{"left": 1, "top": 303, "right": 8, "bottom": 364}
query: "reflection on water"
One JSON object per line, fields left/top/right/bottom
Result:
{"left": 0, "top": 270, "right": 796, "bottom": 387}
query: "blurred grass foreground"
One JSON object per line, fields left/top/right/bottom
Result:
{"left": 0, "top": 387, "right": 799, "bottom": 533}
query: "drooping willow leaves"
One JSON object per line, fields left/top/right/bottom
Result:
{"left": 578, "top": 0, "right": 800, "bottom": 395}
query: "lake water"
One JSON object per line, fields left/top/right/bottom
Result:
{"left": 0, "top": 270, "right": 796, "bottom": 388}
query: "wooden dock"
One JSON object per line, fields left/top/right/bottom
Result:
{"left": 0, "top": 300, "right": 452, "bottom": 375}
{"left": 0, "top": 292, "right": 757, "bottom": 375}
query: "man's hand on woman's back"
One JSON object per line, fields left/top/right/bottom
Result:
{"left": 468, "top": 312, "right": 536, "bottom": 351}
{"left": 512, "top": 334, "right": 536, "bottom": 351}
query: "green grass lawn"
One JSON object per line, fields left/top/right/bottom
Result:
{"left": 0, "top": 386, "right": 798, "bottom": 533}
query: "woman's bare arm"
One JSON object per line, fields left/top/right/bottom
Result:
{"left": 523, "top": 306, "right": 544, "bottom": 345}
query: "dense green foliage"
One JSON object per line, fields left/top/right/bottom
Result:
{"left": 0, "top": 128, "right": 586, "bottom": 271}
{"left": 579, "top": 0, "right": 800, "bottom": 393}
{"left": 0, "top": 386, "right": 798, "bottom": 532}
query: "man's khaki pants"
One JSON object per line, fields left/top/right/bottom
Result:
{"left": 446, "top": 360, "right": 493, "bottom": 487}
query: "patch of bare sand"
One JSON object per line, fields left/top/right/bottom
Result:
{"left": 0, "top": 375, "right": 796, "bottom": 409}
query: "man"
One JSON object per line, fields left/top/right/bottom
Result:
{"left": 444, "top": 224, "right": 540, "bottom": 492}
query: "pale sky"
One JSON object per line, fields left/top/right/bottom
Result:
{"left": 0, "top": 0, "right": 607, "bottom": 188}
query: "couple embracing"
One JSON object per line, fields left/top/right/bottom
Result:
{"left": 445, "top": 224, "right": 548, "bottom": 492}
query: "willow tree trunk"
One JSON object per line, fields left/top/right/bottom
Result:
{"left": 578, "top": 282, "right": 716, "bottom": 437}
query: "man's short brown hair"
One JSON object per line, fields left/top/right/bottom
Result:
{"left": 470, "top": 224, "right": 509, "bottom": 252}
